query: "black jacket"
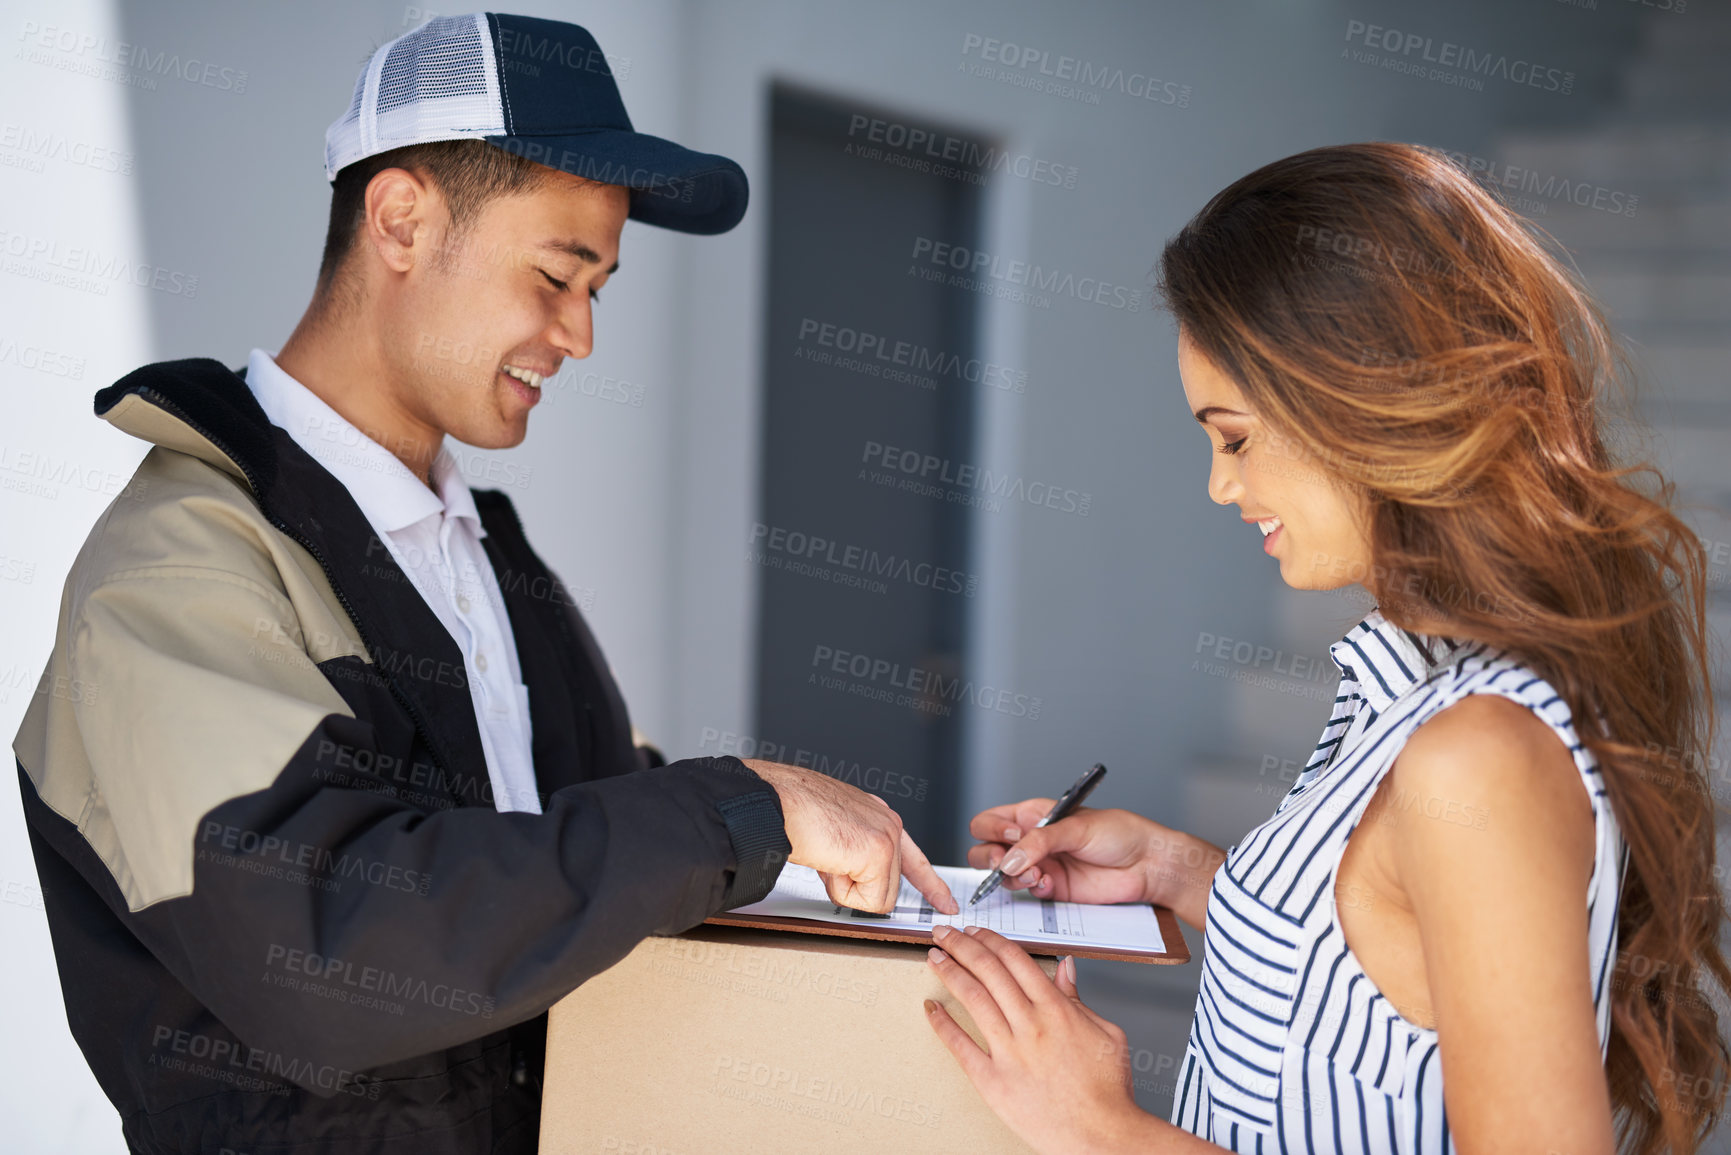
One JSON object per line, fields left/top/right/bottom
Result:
{"left": 13, "top": 357, "right": 791, "bottom": 1154}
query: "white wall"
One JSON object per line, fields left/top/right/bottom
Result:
{"left": 0, "top": 1, "right": 154, "bottom": 1148}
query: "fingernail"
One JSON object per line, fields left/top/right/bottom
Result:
{"left": 962, "top": 925, "right": 979, "bottom": 936}
{"left": 1000, "top": 849, "right": 1027, "bottom": 875}
{"left": 928, "top": 947, "right": 947, "bottom": 963}
{"left": 932, "top": 924, "right": 952, "bottom": 940}
{"left": 1018, "top": 870, "right": 1039, "bottom": 887}
{"left": 1004, "top": 826, "right": 1021, "bottom": 841}
{"left": 923, "top": 998, "right": 939, "bottom": 1014}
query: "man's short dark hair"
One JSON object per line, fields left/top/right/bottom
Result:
{"left": 315, "top": 139, "right": 553, "bottom": 297}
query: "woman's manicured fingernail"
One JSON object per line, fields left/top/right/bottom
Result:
{"left": 933, "top": 923, "right": 952, "bottom": 940}
{"left": 924, "top": 999, "right": 939, "bottom": 1014}
{"left": 1000, "top": 849, "right": 1027, "bottom": 875}
{"left": 928, "top": 947, "right": 947, "bottom": 963}
{"left": 1018, "top": 870, "right": 1039, "bottom": 887}
{"left": 1004, "top": 826, "right": 1021, "bottom": 841}
{"left": 963, "top": 925, "right": 980, "bottom": 936}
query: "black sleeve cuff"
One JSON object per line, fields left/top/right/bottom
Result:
{"left": 715, "top": 789, "right": 791, "bottom": 910}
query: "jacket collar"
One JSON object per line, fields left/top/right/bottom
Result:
{"left": 96, "top": 357, "right": 277, "bottom": 493}
{"left": 1328, "top": 608, "right": 1462, "bottom": 713}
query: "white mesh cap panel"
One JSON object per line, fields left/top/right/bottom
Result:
{"left": 324, "top": 14, "right": 506, "bottom": 181}
{"left": 376, "top": 16, "right": 488, "bottom": 114}
{"left": 323, "top": 68, "right": 369, "bottom": 178}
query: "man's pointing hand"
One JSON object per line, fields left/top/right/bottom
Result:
{"left": 741, "top": 759, "right": 959, "bottom": 915}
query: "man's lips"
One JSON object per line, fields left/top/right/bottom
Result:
{"left": 498, "top": 366, "right": 545, "bottom": 407}
{"left": 499, "top": 363, "right": 551, "bottom": 389}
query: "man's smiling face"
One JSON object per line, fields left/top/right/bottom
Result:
{"left": 380, "top": 166, "right": 628, "bottom": 452}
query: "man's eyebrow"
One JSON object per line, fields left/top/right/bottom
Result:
{"left": 1192, "top": 405, "right": 1249, "bottom": 424}
{"left": 538, "top": 239, "right": 620, "bottom": 275}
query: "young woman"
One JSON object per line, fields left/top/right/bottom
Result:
{"left": 921, "top": 142, "right": 1729, "bottom": 1154}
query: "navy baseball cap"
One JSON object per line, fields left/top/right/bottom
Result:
{"left": 324, "top": 13, "right": 748, "bottom": 235}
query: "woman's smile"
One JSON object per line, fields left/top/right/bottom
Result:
{"left": 1249, "top": 514, "right": 1284, "bottom": 554}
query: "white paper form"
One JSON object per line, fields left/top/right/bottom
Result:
{"left": 729, "top": 863, "right": 1166, "bottom": 955}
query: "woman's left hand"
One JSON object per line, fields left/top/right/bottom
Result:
{"left": 923, "top": 924, "right": 1144, "bottom": 1155}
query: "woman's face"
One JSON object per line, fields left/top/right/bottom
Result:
{"left": 1177, "top": 330, "right": 1374, "bottom": 592}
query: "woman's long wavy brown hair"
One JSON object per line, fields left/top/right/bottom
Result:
{"left": 1159, "top": 141, "right": 1727, "bottom": 1153}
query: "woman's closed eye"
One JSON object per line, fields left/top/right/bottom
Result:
{"left": 1218, "top": 436, "right": 1248, "bottom": 455}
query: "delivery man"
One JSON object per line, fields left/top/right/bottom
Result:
{"left": 13, "top": 13, "right": 955, "bottom": 1154}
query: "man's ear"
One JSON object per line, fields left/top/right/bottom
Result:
{"left": 362, "top": 167, "right": 437, "bottom": 276}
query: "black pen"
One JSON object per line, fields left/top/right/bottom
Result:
{"left": 968, "top": 763, "right": 1108, "bottom": 906}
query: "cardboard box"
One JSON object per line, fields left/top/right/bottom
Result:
{"left": 539, "top": 924, "right": 1057, "bottom": 1154}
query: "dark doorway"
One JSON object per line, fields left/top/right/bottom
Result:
{"left": 754, "top": 84, "right": 991, "bottom": 861}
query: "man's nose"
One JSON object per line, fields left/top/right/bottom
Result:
{"left": 549, "top": 299, "right": 594, "bottom": 360}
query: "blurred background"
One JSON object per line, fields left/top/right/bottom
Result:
{"left": 2, "top": 0, "right": 1727, "bottom": 1148}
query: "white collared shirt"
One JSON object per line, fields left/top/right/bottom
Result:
{"left": 244, "top": 348, "right": 542, "bottom": 814}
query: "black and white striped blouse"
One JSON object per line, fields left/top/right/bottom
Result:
{"left": 1172, "top": 609, "right": 1624, "bottom": 1153}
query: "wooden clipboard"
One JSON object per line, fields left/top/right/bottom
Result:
{"left": 703, "top": 903, "right": 1188, "bottom": 965}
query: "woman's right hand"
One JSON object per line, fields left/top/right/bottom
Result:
{"left": 967, "top": 800, "right": 1226, "bottom": 929}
